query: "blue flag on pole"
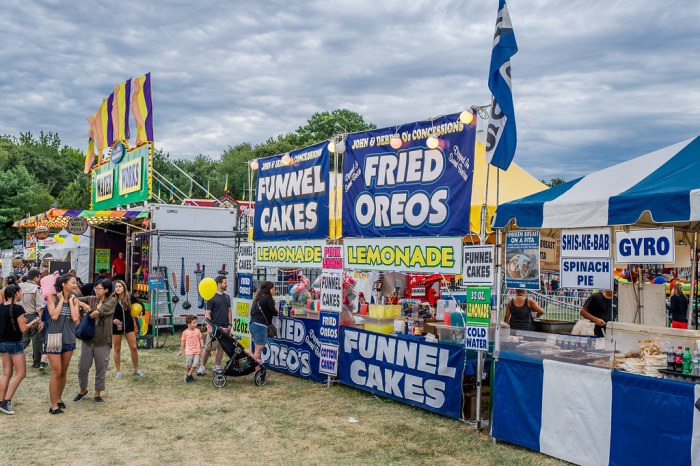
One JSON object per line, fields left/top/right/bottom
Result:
{"left": 486, "top": 0, "right": 518, "bottom": 171}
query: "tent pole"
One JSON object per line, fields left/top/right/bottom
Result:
{"left": 692, "top": 231, "right": 698, "bottom": 329}
{"left": 479, "top": 163, "right": 491, "bottom": 245}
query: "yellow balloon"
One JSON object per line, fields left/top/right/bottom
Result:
{"left": 198, "top": 277, "right": 217, "bottom": 301}
{"left": 72, "top": 235, "right": 80, "bottom": 243}
{"left": 53, "top": 234, "right": 61, "bottom": 242}
{"left": 57, "top": 236, "right": 65, "bottom": 244}
{"left": 130, "top": 303, "right": 143, "bottom": 317}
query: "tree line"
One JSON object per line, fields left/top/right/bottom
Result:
{"left": 0, "top": 109, "right": 375, "bottom": 249}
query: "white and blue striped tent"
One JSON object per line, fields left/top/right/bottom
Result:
{"left": 493, "top": 136, "right": 700, "bottom": 229}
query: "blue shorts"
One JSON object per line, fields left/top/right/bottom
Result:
{"left": 45, "top": 343, "right": 76, "bottom": 355}
{"left": 250, "top": 322, "right": 268, "bottom": 346}
{"left": 0, "top": 341, "right": 24, "bottom": 356}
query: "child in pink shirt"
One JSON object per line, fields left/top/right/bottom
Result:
{"left": 178, "top": 316, "right": 203, "bottom": 383}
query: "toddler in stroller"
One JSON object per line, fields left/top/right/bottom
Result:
{"left": 205, "top": 318, "right": 267, "bottom": 387}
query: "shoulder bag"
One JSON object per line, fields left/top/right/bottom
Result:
{"left": 46, "top": 298, "right": 67, "bottom": 352}
{"left": 257, "top": 301, "right": 277, "bottom": 338}
{"left": 76, "top": 313, "right": 96, "bottom": 341}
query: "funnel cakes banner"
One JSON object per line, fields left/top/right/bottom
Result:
{"left": 253, "top": 140, "right": 330, "bottom": 242}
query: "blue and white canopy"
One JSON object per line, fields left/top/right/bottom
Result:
{"left": 493, "top": 136, "right": 700, "bottom": 229}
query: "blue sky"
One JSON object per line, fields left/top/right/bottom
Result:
{"left": 1, "top": 0, "right": 698, "bottom": 181}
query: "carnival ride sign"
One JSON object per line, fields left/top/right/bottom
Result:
{"left": 253, "top": 141, "right": 330, "bottom": 241}
{"left": 91, "top": 143, "right": 152, "bottom": 210}
{"left": 342, "top": 113, "right": 475, "bottom": 238}
{"left": 66, "top": 217, "right": 88, "bottom": 235}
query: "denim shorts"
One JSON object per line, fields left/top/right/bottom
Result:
{"left": 0, "top": 341, "right": 24, "bottom": 356}
{"left": 44, "top": 343, "right": 76, "bottom": 355}
{"left": 250, "top": 322, "right": 268, "bottom": 346}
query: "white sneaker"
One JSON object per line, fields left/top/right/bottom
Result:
{"left": 115, "top": 372, "right": 123, "bottom": 379}
{"left": 213, "top": 365, "right": 222, "bottom": 373}
{"left": 196, "top": 366, "right": 205, "bottom": 376}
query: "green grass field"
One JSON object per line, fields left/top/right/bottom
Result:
{"left": 1, "top": 332, "right": 563, "bottom": 465}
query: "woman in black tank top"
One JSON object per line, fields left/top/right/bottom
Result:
{"left": 505, "top": 289, "right": 544, "bottom": 331}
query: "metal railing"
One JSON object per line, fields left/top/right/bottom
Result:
{"left": 503, "top": 289, "right": 588, "bottom": 322}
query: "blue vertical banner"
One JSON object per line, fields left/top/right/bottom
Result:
{"left": 486, "top": 0, "right": 518, "bottom": 170}
{"left": 505, "top": 229, "right": 540, "bottom": 289}
{"left": 338, "top": 327, "right": 466, "bottom": 419}
{"left": 253, "top": 141, "right": 330, "bottom": 241}
{"left": 237, "top": 273, "right": 253, "bottom": 299}
{"left": 263, "top": 316, "right": 325, "bottom": 383}
{"left": 342, "top": 113, "right": 476, "bottom": 238}
{"left": 319, "top": 311, "right": 339, "bottom": 344}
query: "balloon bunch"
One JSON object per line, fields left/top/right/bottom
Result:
{"left": 310, "top": 275, "right": 322, "bottom": 300}
{"left": 40, "top": 272, "right": 59, "bottom": 299}
{"left": 342, "top": 274, "right": 357, "bottom": 313}
{"left": 289, "top": 274, "right": 312, "bottom": 305}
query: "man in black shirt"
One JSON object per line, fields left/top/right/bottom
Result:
{"left": 197, "top": 276, "right": 231, "bottom": 375}
{"left": 580, "top": 286, "right": 616, "bottom": 338}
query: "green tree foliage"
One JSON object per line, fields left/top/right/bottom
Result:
{"left": 56, "top": 175, "right": 91, "bottom": 209}
{"left": 0, "top": 165, "right": 54, "bottom": 247}
{"left": 540, "top": 177, "right": 566, "bottom": 187}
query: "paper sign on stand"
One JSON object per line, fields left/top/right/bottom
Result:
{"left": 237, "top": 242, "right": 255, "bottom": 274}
{"left": 238, "top": 274, "right": 253, "bottom": 299}
{"left": 462, "top": 245, "right": 495, "bottom": 287}
{"left": 560, "top": 227, "right": 613, "bottom": 290}
{"left": 505, "top": 230, "right": 540, "bottom": 290}
{"left": 614, "top": 227, "right": 675, "bottom": 264}
{"left": 319, "top": 343, "right": 339, "bottom": 376}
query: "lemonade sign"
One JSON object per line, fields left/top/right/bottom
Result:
{"left": 465, "top": 286, "right": 491, "bottom": 326}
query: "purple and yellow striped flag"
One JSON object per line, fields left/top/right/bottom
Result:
{"left": 84, "top": 129, "right": 95, "bottom": 174}
{"left": 110, "top": 79, "right": 132, "bottom": 143}
{"left": 87, "top": 98, "right": 110, "bottom": 164}
{"left": 131, "top": 73, "right": 153, "bottom": 145}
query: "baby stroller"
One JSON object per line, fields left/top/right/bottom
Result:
{"left": 205, "top": 318, "right": 267, "bottom": 387}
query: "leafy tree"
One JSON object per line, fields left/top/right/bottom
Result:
{"left": 540, "top": 177, "right": 566, "bottom": 187}
{"left": 56, "top": 175, "right": 91, "bottom": 210}
{"left": 0, "top": 165, "right": 54, "bottom": 248}
{"left": 289, "top": 109, "right": 376, "bottom": 147}
{"left": 219, "top": 143, "right": 255, "bottom": 200}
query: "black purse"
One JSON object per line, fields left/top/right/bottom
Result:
{"left": 257, "top": 302, "right": 277, "bottom": 338}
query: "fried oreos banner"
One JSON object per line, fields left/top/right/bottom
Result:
{"left": 339, "top": 327, "right": 465, "bottom": 419}
{"left": 342, "top": 113, "right": 475, "bottom": 238}
{"left": 254, "top": 141, "right": 330, "bottom": 241}
{"left": 263, "top": 316, "right": 325, "bottom": 383}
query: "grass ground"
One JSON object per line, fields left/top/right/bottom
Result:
{"left": 1, "top": 331, "right": 563, "bottom": 465}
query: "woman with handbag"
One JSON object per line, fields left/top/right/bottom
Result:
{"left": 74, "top": 279, "right": 116, "bottom": 403}
{"left": 247, "top": 281, "right": 277, "bottom": 370}
{"left": 45, "top": 274, "right": 81, "bottom": 414}
{"left": 0, "top": 285, "right": 41, "bottom": 414}
{"left": 504, "top": 289, "right": 544, "bottom": 331}
{"left": 111, "top": 280, "right": 144, "bottom": 378}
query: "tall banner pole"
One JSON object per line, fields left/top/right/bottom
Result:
{"left": 479, "top": 164, "right": 491, "bottom": 245}
{"left": 692, "top": 232, "right": 698, "bottom": 328}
